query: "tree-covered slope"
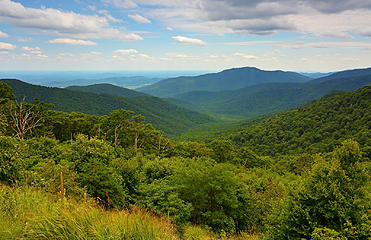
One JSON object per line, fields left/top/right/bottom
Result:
{"left": 230, "top": 86, "right": 371, "bottom": 156}
{"left": 0, "top": 79, "right": 213, "bottom": 136}
{"left": 66, "top": 83, "right": 148, "bottom": 98}
{"left": 173, "top": 72, "right": 371, "bottom": 118}
{"left": 138, "top": 66, "right": 310, "bottom": 97}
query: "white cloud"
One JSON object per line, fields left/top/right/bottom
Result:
{"left": 36, "top": 54, "right": 48, "bottom": 58}
{"left": 0, "top": 41, "right": 16, "bottom": 50}
{"left": 18, "top": 37, "right": 33, "bottom": 42}
{"left": 22, "top": 46, "right": 42, "bottom": 54}
{"left": 0, "top": 31, "right": 9, "bottom": 38}
{"left": 139, "top": 0, "right": 371, "bottom": 38}
{"left": 128, "top": 14, "right": 151, "bottom": 24}
{"left": 233, "top": 52, "right": 258, "bottom": 60}
{"left": 274, "top": 41, "right": 371, "bottom": 49}
{"left": 172, "top": 36, "right": 206, "bottom": 46}
{"left": 102, "top": 0, "right": 138, "bottom": 8}
{"left": 49, "top": 38, "right": 97, "bottom": 46}
{"left": 113, "top": 48, "right": 153, "bottom": 61}
{"left": 0, "top": 0, "right": 142, "bottom": 41}
{"left": 98, "top": 10, "right": 122, "bottom": 23}
{"left": 165, "top": 52, "right": 194, "bottom": 58}
{"left": 221, "top": 41, "right": 278, "bottom": 46}
{"left": 115, "top": 49, "right": 138, "bottom": 54}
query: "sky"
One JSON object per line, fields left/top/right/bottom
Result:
{"left": 0, "top": 0, "right": 370, "bottom": 72}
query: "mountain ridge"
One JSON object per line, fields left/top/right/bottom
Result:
{"left": 138, "top": 66, "right": 311, "bottom": 97}
{"left": 0, "top": 79, "right": 213, "bottom": 136}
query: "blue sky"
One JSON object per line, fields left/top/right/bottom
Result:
{"left": 0, "top": 0, "right": 370, "bottom": 71}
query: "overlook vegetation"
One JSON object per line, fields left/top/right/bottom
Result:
{"left": 230, "top": 86, "right": 371, "bottom": 157}
{"left": 66, "top": 83, "right": 149, "bottom": 98}
{"left": 0, "top": 76, "right": 370, "bottom": 239}
{"left": 1, "top": 79, "right": 213, "bottom": 136}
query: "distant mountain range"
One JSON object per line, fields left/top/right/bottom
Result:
{"left": 138, "top": 67, "right": 311, "bottom": 97}
{"left": 0, "top": 79, "right": 213, "bottom": 136}
{"left": 167, "top": 67, "right": 371, "bottom": 118}
{"left": 2, "top": 66, "right": 370, "bottom": 135}
{"left": 50, "top": 76, "right": 161, "bottom": 88}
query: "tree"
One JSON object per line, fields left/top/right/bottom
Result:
{"left": 269, "top": 140, "right": 370, "bottom": 239}
{"left": 8, "top": 99, "right": 51, "bottom": 139}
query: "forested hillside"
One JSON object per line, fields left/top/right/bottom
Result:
{"left": 66, "top": 83, "right": 148, "bottom": 98}
{"left": 139, "top": 67, "right": 310, "bottom": 97}
{"left": 0, "top": 80, "right": 369, "bottom": 239}
{"left": 230, "top": 86, "right": 371, "bottom": 156}
{"left": 171, "top": 71, "right": 371, "bottom": 118}
{"left": 0, "top": 79, "right": 213, "bottom": 136}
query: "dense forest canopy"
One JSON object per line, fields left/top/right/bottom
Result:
{"left": 1, "top": 79, "right": 214, "bottom": 137}
{"left": 0, "top": 80, "right": 369, "bottom": 239}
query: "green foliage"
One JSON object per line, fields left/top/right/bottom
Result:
{"left": 1, "top": 79, "right": 213, "bottom": 136}
{"left": 170, "top": 71, "right": 371, "bottom": 118}
{"left": 66, "top": 83, "right": 148, "bottom": 98}
{"left": 231, "top": 86, "right": 371, "bottom": 156}
{"left": 0, "top": 79, "right": 369, "bottom": 239}
{"left": 268, "top": 140, "right": 370, "bottom": 239}
{"left": 138, "top": 179, "right": 193, "bottom": 224}
{"left": 0, "top": 186, "right": 178, "bottom": 240}
{"left": 311, "top": 228, "right": 347, "bottom": 240}
{"left": 0, "top": 81, "right": 15, "bottom": 103}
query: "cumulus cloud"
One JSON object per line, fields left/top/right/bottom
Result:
{"left": 113, "top": 48, "right": 152, "bottom": 60}
{"left": 0, "top": 31, "right": 9, "bottom": 38}
{"left": 22, "top": 46, "right": 42, "bottom": 54}
{"left": 0, "top": 41, "right": 16, "bottom": 50}
{"left": 21, "top": 45, "right": 48, "bottom": 58}
{"left": 172, "top": 36, "right": 206, "bottom": 46}
{"left": 274, "top": 41, "right": 371, "bottom": 49}
{"left": 233, "top": 53, "right": 258, "bottom": 60}
{"left": 49, "top": 38, "right": 97, "bottom": 45}
{"left": 128, "top": 14, "right": 151, "bottom": 24}
{"left": 102, "top": 0, "right": 138, "bottom": 8}
{"left": 115, "top": 49, "right": 138, "bottom": 55}
{"left": 98, "top": 10, "right": 122, "bottom": 23}
{"left": 138, "top": 0, "right": 371, "bottom": 38}
{"left": 0, "top": 0, "right": 142, "bottom": 41}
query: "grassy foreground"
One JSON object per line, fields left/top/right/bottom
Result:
{"left": 0, "top": 185, "right": 178, "bottom": 240}
{"left": 0, "top": 186, "right": 256, "bottom": 240}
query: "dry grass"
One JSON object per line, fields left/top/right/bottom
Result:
{"left": 0, "top": 185, "right": 178, "bottom": 239}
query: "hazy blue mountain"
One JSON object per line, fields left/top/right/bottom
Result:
{"left": 309, "top": 67, "right": 371, "bottom": 83}
{"left": 66, "top": 84, "right": 148, "bottom": 98}
{"left": 138, "top": 66, "right": 311, "bottom": 97}
{"left": 49, "top": 76, "right": 161, "bottom": 88}
{"left": 171, "top": 70, "right": 371, "bottom": 118}
{"left": 299, "top": 72, "right": 333, "bottom": 78}
{"left": 1, "top": 79, "right": 213, "bottom": 136}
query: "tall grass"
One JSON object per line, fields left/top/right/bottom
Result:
{"left": 0, "top": 185, "right": 178, "bottom": 239}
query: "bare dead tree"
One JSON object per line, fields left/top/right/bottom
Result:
{"left": 8, "top": 100, "right": 43, "bottom": 139}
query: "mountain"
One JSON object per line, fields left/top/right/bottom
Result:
{"left": 49, "top": 76, "right": 161, "bottom": 88}
{"left": 66, "top": 84, "right": 148, "bottom": 98}
{"left": 0, "top": 79, "right": 213, "bottom": 136}
{"left": 230, "top": 85, "right": 371, "bottom": 156}
{"left": 309, "top": 67, "right": 371, "bottom": 83}
{"left": 299, "top": 72, "right": 333, "bottom": 78}
{"left": 138, "top": 66, "right": 310, "bottom": 97}
{"left": 171, "top": 70, "right": 371, "bottom": 118}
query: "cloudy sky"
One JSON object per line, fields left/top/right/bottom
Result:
{"left": 0, "top": 0, "right": 370, "bottom": 71}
